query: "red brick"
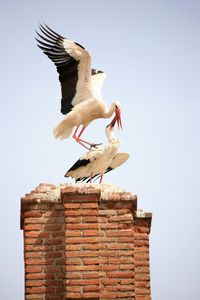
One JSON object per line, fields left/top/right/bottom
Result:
{"left": 25, "top": 252, "right": 43, "bottom": 259}
{"left": 24, "top": 224, "right": 42, "bottom": 231}
{"left": 65, "top": 209, "right": 98, "bottom": 216}
{"left": 81, "top": 203, "right": 98, "bottom": 209}
{"left": 118, "top": 236, "right": 134, "bottom": 242}
{"left": 45, "top": 252, "right": 63, "bottom": 258}
{"left": 82, "top": 272, "right": 99, "bottom": 278}
{"left": 25, "top": 259, "right": 54, "bottom": 265}
{"left": 119, "top": 264, "right": 134, "bottom": 270}
{"left": 66, "top": 258, "right": 82, "bottom": 265}
{"left": 135, "top": 253, "right": 149, "bottom": 260}
{"left": 65, "top": 223, "right": 98, "bottom": 230}
{"left": 107, "top": 271, "right": 134, "bottom": 278}
{"left": 135, "top": 288, "right": 151, "bottom": 295}
{"left": 66, "top": 237, "right": 99, "bottom": 244}
{"left": 107, "top": 243, "right": 134, "bottom": 250}
{"left": 82, "top": 244, "right": 105, "bottom": 250}
{"left": 82, "top": 230, "right": 99, "bottom": 236}
{"left": 66, "top": 265, "right": 99, "bottom": 271}
{"left": 82, "top": 216, "right": 98, "bottom": 223}
{"left": 65, "top": 230, "right": 81, "bottom": 237}
{"left": 83, "top": 285, "right": 100, "bottom": 292}
{"left": 44, "top": 225, "right": 63, "bottom": 231}
{"left": 26, "top": 295, "right": 43, "bottom": 299}
{"left": 99, "top": 210, "right": 117, "bottom": 216}
{"left": 100, "top": 265, "right": 117, "bottom": 271}
{"left": 66, "top": 279, "right": 99, "bottom": 285}
{"left": 24, "top": 212, "right": 42, "bottom": 218}
{"left": 82, "top": 258, "right": 99, "bottom": 265}
{"left": 100, "top": 223, "right": 118, "bottom": 229}
{"left": 65, "top": 245, "right": 82, "bottom": 251}
{"left": 120, "top": 279, "right": 134, "bottom": 284}
{"left": 118, "top": 250, "right": 134, "bottom": 256}
{"left": 26, "top": 266, "right": 44, "bottom": 273}
{"left": 101, "top": 279, "right": 119, "bottom": 285}
{"left": 45, "top": 295, "right": 64, "bottom": 300}
{"left": 25, "top": 232, "right": 50, "bottom": 238}
{"left": 26, "top": 280, "right": 45, "bottom": 287}
{"left": 25, "top": 238, "right": 43, "bottom": 245}
{"left": 66, "top": 272, "right": 82, "bottom": 279}
{"left": 55, "top": 258, "right": 65, "bottom": 265}
{"left": 45, "top": 280, "right": 64, "bottom": 287}
{"left": 135, "top": 274, "right": 151, "bottom": 281}
{"left": 65, "top": 217, "right": 82, "bottom": 223}
{"left": 26, "top": 287, "right": 55, "bottom": 294}
{"left": 134, "top": 240, "right": 149, "bottom": 247}
{"left": 106, "top": 284, "right": 134, "bottom": 291}
{"left": 51, "top": 231, "right": 65, "bottom": 237}
{"left": 44, "top": 239, "right": 63, "bottom": 245}
{"left": 66, "top": 286, "right": 82, "bottom": 292}
{"left": 108, "top": 257, "right": 134, "bottom": 264}
{"left": 45, "top": 266, "right": 63, "bottom": 273}
{"left": 106, "top": 230, "right": 133, "bottom": 237}
{"left": 80, "top": 292, "right": 100, "bottom": 298}
{"left": 26, "top": 273, "right": 54, "bottom": 280}
{"left": 25, "top": 218, "right": 45, "bottom": 224}
{"left": 66, "top": 251, "right": 99, "bottom": 258}
{"left": 64, "top": 203, "right": 81, "bottom": 209}
{"left": 65, "top": 292, "right": 81, "bottom": 298}
{"left": 109, "top": 214, "right": 133, "bottom": 222}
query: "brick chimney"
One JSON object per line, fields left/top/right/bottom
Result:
{"left": 21, "top": 183, "right": 152, "bottom": 300}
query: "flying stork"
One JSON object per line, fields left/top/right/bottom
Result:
{"left": 36, "top": 24, "right": 122, "bottom": 149}
{"left": 65, "top": 117, "right": 129, "bottom": 183}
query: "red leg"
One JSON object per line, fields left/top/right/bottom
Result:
{"left": 99, "top": 173, "right": 104, "bottom": 184}
{"left": 72, "top": 125, "right": 81, "bottom": 139}
{"left": 72, "top": 125, "right": 96, "bottom": 149}
{"left": 72, "top": 126, "right": 90, "bottom": 149}
{"left": 90, "top": 174, "right": 93, "bottom": 183}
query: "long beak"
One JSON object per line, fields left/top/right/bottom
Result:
{"left": 116, "top": 109, "right": 122, "bottom": 130}
{"left": 109, "top": 115, "right": 117, "bottom": 128}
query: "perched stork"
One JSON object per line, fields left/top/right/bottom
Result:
{"left": 36, "top": 24, "right": 122, "bottom": 149}
{"left": 65, "top": 118, "right": 129, "bottom": 183}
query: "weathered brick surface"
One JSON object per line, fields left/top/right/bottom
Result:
{"left": 21, "top": 183, "right": 152, "bottom": 300}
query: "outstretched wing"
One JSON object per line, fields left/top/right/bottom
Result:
{"left": 81, "top": 152, "right": 129, "bottom": 183}
{"left": 36, "top": 24, "right": 106, "bottom": 114}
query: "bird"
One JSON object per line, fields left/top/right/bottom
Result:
{"left": 65, "top": 117, "right": 129, "bottom": 184}
{"left": 36, "top": 24, "right": 122, "bottom": 149}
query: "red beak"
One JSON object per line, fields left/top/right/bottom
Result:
{"left": 115, "top": 108, "right": 122, "bottom": 130}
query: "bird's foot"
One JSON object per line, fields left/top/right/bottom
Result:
{"left": 90, "top": 143, "right": 103, "bottom": 149}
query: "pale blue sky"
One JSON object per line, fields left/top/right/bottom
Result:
{"left": 0, "top": 1, "right": 200, "bottom": 299}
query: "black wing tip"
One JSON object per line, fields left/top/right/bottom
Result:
{"left": 91, "top": 69, "right": 104, "bottom": 75}
{"left": 67, "top": 159, "right": 91, "bottom": 173}
{"left": 74, "top": 42, "right": 85, "bottom": 50}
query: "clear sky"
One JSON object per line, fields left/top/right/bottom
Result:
{"left": 0, "top": 0, "right": 200, "bottom": 299}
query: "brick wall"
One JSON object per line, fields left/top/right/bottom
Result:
{"left": 21, "top": 183, "right": 152, "bottom": 300}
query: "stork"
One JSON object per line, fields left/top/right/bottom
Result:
{"left": 36, "top": 24, "right": 122, "bottom": 149}
{"left": 65, "top": 117, "right": 129, "bottom": 183}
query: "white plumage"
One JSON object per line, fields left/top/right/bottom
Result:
{"left": 65, "top": 119, "right": 129, "bottom": 183}
{"left": 36, "top": 24, "right": 122, "bottom": 149}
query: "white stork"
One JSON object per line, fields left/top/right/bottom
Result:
{"left": 36, "top": 24, "right": 122, "bottom": 149}
{"left": 65, "top": 117, "right": 129, "bottom": 183}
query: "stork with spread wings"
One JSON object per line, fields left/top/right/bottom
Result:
{"left": 36, "top": 24, "right": 122, "bottom": 149}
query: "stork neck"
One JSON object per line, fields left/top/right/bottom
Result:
{"left": 104, "top": 103, "right": 115, "bottom": 118}
{"left": 106, "top": 128, "right": 118, "bottom": 143}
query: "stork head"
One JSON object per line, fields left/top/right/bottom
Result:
{"left": 105, "top": 117, "right": 120, "bottom": 145}
{"left": 113, "top": 101, "right": 122, "bottom": 130}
